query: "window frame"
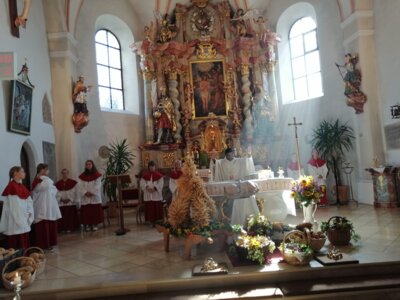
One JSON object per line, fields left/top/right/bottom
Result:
{"left": 95, "top": 29, "right": 125, "bottom": 110}
{"left": 288, "top": 17, "right": 323, "bottom": 102}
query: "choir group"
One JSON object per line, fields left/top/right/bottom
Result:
{"left": 0, "top": 160, "right": 103, "bottom": 251}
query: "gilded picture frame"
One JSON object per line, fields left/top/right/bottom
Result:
{"left": 9, "top": 80, "right": 33, "bottom": 135}
{"left": 189, "top": 59, "right": 228, "bottom": 119}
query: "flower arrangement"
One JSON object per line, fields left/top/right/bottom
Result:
{"left": 245, "top": 214, "right": 272, "bottom": 236}
{"left": 290, "top": 175, "right": 325, "bottom": 207}
{"left": 235, "top": 235, "right": 276, "bottom": 265}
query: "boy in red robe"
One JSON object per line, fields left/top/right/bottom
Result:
{"left": 140, "top": 161, "right": 164, "bottom": 225}
{"left": 55, "top": 169, "right": 79, "bottom": 232}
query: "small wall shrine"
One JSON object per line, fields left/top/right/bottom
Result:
{"left": 133, "top": 0, "right": 279, "bottom": 169}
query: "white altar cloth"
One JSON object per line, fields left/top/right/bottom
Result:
{"left": 204, "top": 178, "right": 296, "bottom": 223}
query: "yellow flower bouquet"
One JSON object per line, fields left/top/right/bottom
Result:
{"left": 290, "top": 176, "right": 325, "bottom": 207}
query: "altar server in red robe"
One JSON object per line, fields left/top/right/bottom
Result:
{"left": 55, "top": 168, "right": 79, "bottom": 232}
{"left": 31, "top": 163, "right": 62, "bottom": 250}
{"left": 0, "top": 166, "right": 34, "bottom": 249}
{"left": 140, "top": 161, "right": 164, "bottom": 224}
{"left": 78, "top": 160, "right": 103, "bottom": 231}
{"left": 168, "top": 160, "right": 183, "bottom": 200}
{"left": 307, "top": 149, "right": 328, "bottom": 206}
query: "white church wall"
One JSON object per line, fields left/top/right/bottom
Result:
{"left": 0, "top": 0, "right": 55, "bottom": 188}
{"left": 74, "top": 0, "right": 145, "bottom": 182}
{"left": 270, "top": 1, "right": 359, "bottom": 203}
{"left": 373, "top": 0, "right": 400, "bottom": 166}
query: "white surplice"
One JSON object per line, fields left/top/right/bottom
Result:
{"left": 0, "top": 194, "right": 34, "bottom": 235}
{"left": 214, "top": 157, "right": 259, "bottom": 225}
{"left": 32, "top": 176, "right": 62, "bottom": 223}
{"left": 140, "top": 177, "right": 164, "bottom": 202}
{"left": 56, "top": 185, "right": 79, "bottom": 207}
{"left": 77, "top": 177, "right": 102, "bottom": 205}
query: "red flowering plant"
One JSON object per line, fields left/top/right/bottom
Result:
{"left": 290, "top": 176, "right": 325, "bottom": 207}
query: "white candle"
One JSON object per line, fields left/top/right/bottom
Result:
{"left": 13, "top": 272, "right": 21, "bottom": 286}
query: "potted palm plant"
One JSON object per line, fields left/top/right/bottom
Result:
{"left": 102, "top": 139, "right": 135, "bottom": 216}
{"left": 311, "top": 119, "right": 355, "bottom": 205}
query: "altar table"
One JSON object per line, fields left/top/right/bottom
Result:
{"left": 204, "top": 178, "right": 296, "bottom": 223}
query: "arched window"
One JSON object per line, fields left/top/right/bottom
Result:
{"left": 95, "top": 29, "right": 124, "bottom": 110}
{"left": 289, "top": 17, "right": 323, "bottom": 101}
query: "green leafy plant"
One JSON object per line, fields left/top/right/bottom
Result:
{"left": 320, "top": 216, "right": 360, "bottom": 242}
{"left": 156, "top": 220, "right": 228, "bottom": 238}
{"left": 102, "top": 139, "right": 135, "bottom": 202}
{"left": 245, "top": 214, "right": 272, "bottom": 236}
{"left": 311, "top": 119, "right": 355, "bottom": 204}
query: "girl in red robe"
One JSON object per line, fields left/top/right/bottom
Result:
{"left": 31, "top": 163, "right": 62, "bottom": 250}
{"left": 78, "top": 160, "right": 104, "bottom": 231}
{"left": 0, "top": 166, "right": 34, "bottom": 249}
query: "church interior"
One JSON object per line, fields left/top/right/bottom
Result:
{"left": 1, "top": 0, "right": 400, "bottom": 299}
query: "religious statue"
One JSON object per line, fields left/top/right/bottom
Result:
{"left": 158, "top": 15, "right": 176, "bottom": 43}
{"left": 153, "top": 97, "right": 176, "bottom": 144}
{"left": 72, "top": 75, "right": 92, "bottom": 133}
{"left": 335, "top": 53, "right": 367, "bottom": 114}
{"left": 231, "top": 8, "right": 258, "bottom": 38}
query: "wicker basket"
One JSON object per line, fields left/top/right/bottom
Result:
{"left": 325, "top": 216, "right": 351, "bottom": 246}
{"left": 281, "top": 230, "right": 313, "bottom": 266}
{"left": 2, "top": 256, "right": 37, "bottom": 290}
{"left": 23, "top": 247, "right": 46, "bottom": 275}
{"left": 304, "top": 228, "right": 326, "bottom": 252}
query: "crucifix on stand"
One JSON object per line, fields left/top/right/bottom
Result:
{"left": 288, "top": 117, "right": 303, "bottom": 177}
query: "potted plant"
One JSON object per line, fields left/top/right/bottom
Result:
{"left": 311, "top": 119, "right": 355, "bottom": 205}
{"left": 320, "top": 216, "right": 360, "bottom": 246}
{"left": 102, "top": 139, "right": 135, "bottom": 217}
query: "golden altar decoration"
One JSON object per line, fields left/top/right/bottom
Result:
{"left": 133, "top": 0, "right": 280, "bottom": 168}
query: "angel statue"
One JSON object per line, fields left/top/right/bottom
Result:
{"left": 157, "top": 14, "right": 177, "bottom": 43}
{"left": 231, "top": 8, "right": 259, "bottom": 37}
{"left": 72, "top": 75, "right": 92, "bottom": 133}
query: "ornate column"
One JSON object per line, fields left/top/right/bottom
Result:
{"left": 168, "top": 71, "right": 182, "bottom": 143}
{"left": 143, "top": 70, "right": 155, "bottom": 143}
{"left": 240, "top": 64, "right": 254, "bottom": 142}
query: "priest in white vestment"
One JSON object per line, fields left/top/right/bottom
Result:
{"left": 214, "top": 148, "right": 259, "bottom": 225}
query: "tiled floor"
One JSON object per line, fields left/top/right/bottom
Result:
{"left": 2, "top": 203, "right": 400, "bottom": 298}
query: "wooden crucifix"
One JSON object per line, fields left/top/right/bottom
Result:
{"left": 288, "top": 116, "right": 303, "bottom": 177}
{"left": 9, "top": 0, "right": 32, "bottom": 38}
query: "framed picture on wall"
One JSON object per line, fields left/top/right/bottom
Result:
{"left": 189, "top": 59, "right": 228, "bottom": 119}
{"left": 9, "top": 80, "right": 33, "bottom": 135}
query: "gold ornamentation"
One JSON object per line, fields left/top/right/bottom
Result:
{"left": 168, "top": 71, "right": 178, "bottom": 80}
{"left": 162, "top": 152, "right": 176, "bottom": 168}
{"left": 143, "top": 153, "right": 151, "bottom": 167}
{"left": 240, "top": 64, "right": 250, "bottom": 75}
{"left": 200, "top": 257, "right": 219, "bottom": 272}
{"left": 191, "top": 0, "right": 209, "bottom": 8}
{"left": 196, "top": 42, "right": 217, "bottom": 59}
{"left": 142, "top": 69, "right": 154, "bottom": 80}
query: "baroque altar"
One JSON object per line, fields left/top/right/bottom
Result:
{"left": 133, "top": 0, "right": 280, "bottom": 169}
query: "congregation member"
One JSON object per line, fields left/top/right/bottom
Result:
{"left": 140, "top": 161, "right": 164, "bottom": 225}
{"left": 214, "top": 148, "right": 259, "bottom": 225}
{"left": 168, "top": 160, "right": 183, "bottom": 201}
{"left": 78, "top": 160, "right": 103, "bottom": 231}
{"left": 0, "top": 166, "right": 34, "bottom": 249}
{"left": 55, "top": 168, "right": 79, "bottom": 232}
{"left": 307, "top": 149, "right": 328, "bottom": 207}
{"left": 31, "top": 163, "right": 62, "bottom": 250}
